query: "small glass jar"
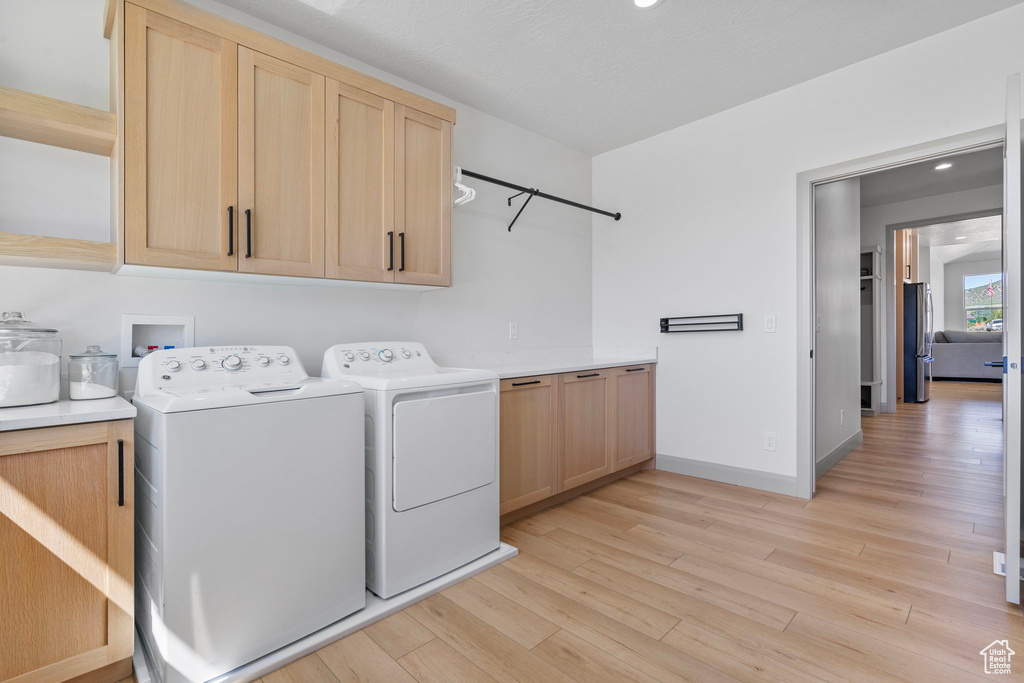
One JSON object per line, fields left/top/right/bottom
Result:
{"left": 0, "top": 311, "right": 61, "bottom": 407}
{"left": 69, "top": 346, "right": 119, "bottom": 400}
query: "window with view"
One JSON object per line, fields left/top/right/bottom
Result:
{"left": 964, "top": 273, "right": 1002, "bottom": 331}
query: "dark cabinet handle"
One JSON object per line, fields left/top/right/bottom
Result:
{"left": 227, "top": 206, "right": 234, "bottom": 256}
{"left": 626, "top": 367, "right": 645, "bottom": 372}
{"left": 117, "top": 439, "right": 125, "bottom": 507}
{"left": 577, "top": 373, "right": 600, "bottom": 379}
{"left": 245, "top": 209, "right": 252, "bottom": 258}
{"left": 387, "top": 231, "right": 394, "bottom": 271}
{"left": 906, "top": 264, "right": 911, "bottom": 279}
{"left": 512, "top": 380, "right": 541, "bottom": 387}
{"left": 399, "top": 232, "right": 406, "bottom": 272}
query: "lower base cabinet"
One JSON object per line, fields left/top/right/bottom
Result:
{"left": 499, "top": 364, "right": 655, "bottom": 519}
{"left": 0, "top": 420, "right": 134, "bottom": 683}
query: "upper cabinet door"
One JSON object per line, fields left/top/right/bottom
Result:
{"left": 394, "top": 105, "right": 451, "bottom": 286}
{"left": 238, "top": 47, "right": 325, "bottom": 277}
{"left": 124, "top": 5, "right": 238, "bottom": 271}
{"left": 325, "top": 80, "right": 394, "bottom": 282}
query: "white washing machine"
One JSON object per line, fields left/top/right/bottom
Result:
{"left": 322, "top": 342, "right": 499, "bottom": 598}
{"left": 133, "top": 346, "right": 365, "bottom": 683}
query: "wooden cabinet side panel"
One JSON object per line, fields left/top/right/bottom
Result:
{"left": 325, "top": 81, "right": 393, "bottom": 282}
{"left": 238, "top": 47, "right": 325, "bottom": 277}
{"left": 394, "top": 105, "right": 451, "bottom": 287}
{"left": 499, "top": 377, "right": 558, "bottom": 514}
{"left": 124, "top": 6, "right": 238, "bottom": 271}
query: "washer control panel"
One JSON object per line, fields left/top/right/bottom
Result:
{"left": 138, "top": 345, "right": 308, "bottom": 394}
{"left": 327, "top": 342, "right": 434, "bottom": 371}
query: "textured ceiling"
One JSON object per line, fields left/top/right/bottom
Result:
{"left": 861, "top": 146, "right": 1004, "bottom": 208}
{"left": 912, "top": 216, "right": 1001, "bottom": 264}
{"left": 214, "top": 0, "right": 1024, "bottom": 154}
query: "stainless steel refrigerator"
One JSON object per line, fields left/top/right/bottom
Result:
{"left": 903, "top": 282, "right": 934, "bottom": 403}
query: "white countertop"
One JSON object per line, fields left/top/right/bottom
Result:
{"left": 433, "top": 347, "right": 657, "bottom": 380}
{"left": 0, "top": 396, "right": 136, "bottom": 432}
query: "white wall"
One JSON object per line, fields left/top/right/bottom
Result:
{"left": 0, "top": 0, "right": 594, "bottom": 387}
{"left": 813, "top": 179, "right": 861, "bottom": 463}
{"left": 944, "top": 258, "right": 1003, "bottom": 330}
{"left": 592, "top": 4, "right": 1024, "bottom": 478}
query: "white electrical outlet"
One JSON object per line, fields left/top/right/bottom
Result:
{"left": 509, "top": 322, "right": 519, "bottom": 340}
{"left": 763, "top": 314, "right": 777, "bottom": 333}
{"left": 763, "top": 431, "right": 777, "bottom": 451}
{"left": 840, "top": 409, "right": 845, "bottom": 426}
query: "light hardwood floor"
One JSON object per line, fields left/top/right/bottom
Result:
{"left": 234, "top": 381, "right": 1020, "bottom": 681}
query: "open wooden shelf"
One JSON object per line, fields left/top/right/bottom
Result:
{"left": 0, "top": 85, "right": 116, "bottom": 156}
{"left": 0, "top": 232, "right": 116, "bottom": 271}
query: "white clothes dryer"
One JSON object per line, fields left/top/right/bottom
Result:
{"left": 322, "top": 342, "right": 499, "bottom": 598}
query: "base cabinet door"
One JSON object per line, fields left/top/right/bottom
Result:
{"left": 0, "top": 421, "right": 134, "bottom": 683}
{"left": 559, "top": 370, "right": 612, "bottom": 490}
{"left": 125, "top": 5, "right": 238, "bottom": 271}
{"left": 238, "top": 47, "right": 325, "bottom": 277}
{"left": 499, "top": 376, "right": 559, "bottom": 515}
{"left": 394, "top": 105, "right": 451, "bottom": 286}
{"left": 611, "top": 365, "right": 655, "bottom": 471}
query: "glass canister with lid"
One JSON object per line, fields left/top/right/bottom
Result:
{"left": 69, "top": 346, "right": 120, "bottom": 400}
{"left": 0, "top": 311, "right": 61, "bottom": 407}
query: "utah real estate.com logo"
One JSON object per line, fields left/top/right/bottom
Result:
{"left": 980, "top": 640, "right": 1014, "bottom": 675}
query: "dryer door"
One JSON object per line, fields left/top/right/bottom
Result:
{"left": 392, "top": 388, "right": 497, "bottom": 512}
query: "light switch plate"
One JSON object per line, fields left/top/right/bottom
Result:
{"left": 763, "top": 314, "right": 777, "bottom": 333}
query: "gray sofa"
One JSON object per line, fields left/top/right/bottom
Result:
{"left": 931, "top": 330, "right": 1003, "bottom": 381}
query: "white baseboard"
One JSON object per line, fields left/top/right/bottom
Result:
{"left": 655, "top": 454, "right": 799, "bottom": 497}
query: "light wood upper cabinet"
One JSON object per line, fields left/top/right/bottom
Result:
{"left": 394, "top": 105, "right": 451, "bottom": 287}
{"left": 238, "top": 47, "right": 324, "bottom": 277}
{"left": 0, "top": 420, "right": 134, "bottom": 683}
{"left": 559, "top": 370, "right": 612, "bottom": 490}
{"left": 119, "top": 1, "right": 453, "bottom": 286}
{"left": 124, "top": 5, "right": 238, "bottom": 271}
{"left": 325, "top": 80, "right": 394, "bottom": 282}
{"left": 499, "top": 376, "right": 559, "bottom": 515}
{"left": 610, "top": 365, "right": 655, "bottom": 471}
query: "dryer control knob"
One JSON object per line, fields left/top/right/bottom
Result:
{"left": 401, "top": 349, "right": 412, "bottom": 359}
{"left": 359, "top": 351, "right": 371, "bottom": 361}
{"left": 165, "top": 360, "right": 181, "bottom": 372}
{"left": 222, "top": 355, "right": 242, "bottom": 371}
{"left": 256, "top": 356, "right": 271, "bottom": 367}
{"left": 277, "top": 355, "right": 290, "bottom": 366}
{"left": 191, "top": 359, "right": 207, "bottom": 371}
{"left": 342, "top": 352, "right": 355, "bottom": 362}
{"left": 379, "top": 349, "right": 394, "bottom": 362}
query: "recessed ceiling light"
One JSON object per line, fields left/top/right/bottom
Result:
{"left": 935, "top": 162, "right": 953, "bottom": 170}
{"left": 634, "top": 0, "right": 664, "bottom": 8}
{"left": 955, "top": 236, "right": 967, "bottom": 240}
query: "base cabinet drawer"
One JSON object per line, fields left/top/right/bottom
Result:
{"left": 498, "top": 364, "right": 655, "bottom": 518}
{"left": 0, "top": 420, "right": 134, "bottom": 683}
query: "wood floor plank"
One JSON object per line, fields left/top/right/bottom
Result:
{"left": 317, "top": 631, "right": 418, "bottom": 683}
{"left": 363, "top": 611, "right": 436, "bottom": 660}
{"left": 532, "top": 629, "right": 660, "bottom": 683}
{"left": 441, "top": 576, "right": 560, "bottom": 650}
{"left": 397, "top": 639, "right": 497, "bottom": 683}
{"left": 259, "top": 653, "right": 341, "bottom": 683}
{"left": 404, "top": 593, "right": 575, "bottom": 683}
